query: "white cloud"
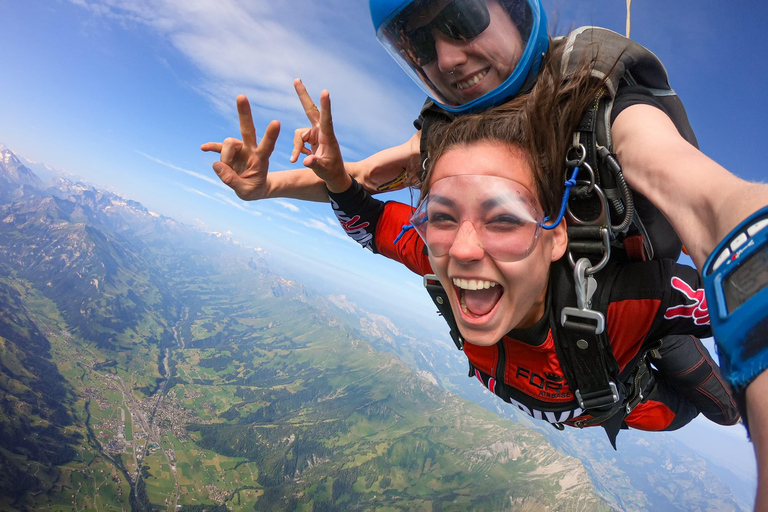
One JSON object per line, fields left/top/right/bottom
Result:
{"left": 138, "top": 151, "right": 228, "bottom": 189}
{"left": 180, "top": 184, "right": 261, "bottom": 217}
{"left": 181, "top": 184, "right": 224, "bottom": 203}
{"left": 274, "top": 199, "right": 300, "bottom": 213}
{"left": 69, "top": 0, "right": 422, "bottom": 155}
{"left": 300, "top": 215, "right": 353, "bottom": 243}
{"left": 264, "top": 206, "right": 354, "bottom": 243}
{"left": 214, "top": 192, "right": 262, "bottom": 216}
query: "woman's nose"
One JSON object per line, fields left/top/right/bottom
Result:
{"left": 449, "top": 221, "right": 485, "bottom": 262}
{"left": 433, "top": 31, "right": 468, "bottom": 74}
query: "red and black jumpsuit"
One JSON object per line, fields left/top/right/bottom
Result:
{"left": 328, "top": 182, "right": 739, "bottom": 433}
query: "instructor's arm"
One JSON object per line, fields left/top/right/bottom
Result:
{"left": 613, "top": 104, "right": 768, "bottom": 269}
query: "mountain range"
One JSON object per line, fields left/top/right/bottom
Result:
{"left": 0, "top": 145, "right": 750, "bottom": 511}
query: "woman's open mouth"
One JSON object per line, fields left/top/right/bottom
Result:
{"left": 453, "top": 277, "right": 503, "bottom": 321}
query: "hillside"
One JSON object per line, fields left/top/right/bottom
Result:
{"left": 0, "top": 146, "right": 612, "bottom": 511}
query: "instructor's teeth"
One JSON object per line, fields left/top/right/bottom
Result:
{"left": 456, "top": 70, "right": 488, "bottom": 90}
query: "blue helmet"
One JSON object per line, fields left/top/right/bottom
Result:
{"left": 370, "top": 0, "right": 549, "bottom": 114}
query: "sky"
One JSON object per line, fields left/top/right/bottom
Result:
{"left": 1, "top": 0, "right": 764, "bottom": 484}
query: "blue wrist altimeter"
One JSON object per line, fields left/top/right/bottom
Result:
{"left": 703, "top": 206, "right": 768, "bottom": 392}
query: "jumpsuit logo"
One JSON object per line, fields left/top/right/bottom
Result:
{"left": 330, "top": 198, "right": 374, "bottom": 250}
{"left": 664, "top": 277, "right": 709, "bottom": 326}
{"left": 474, "top": 369, "right": 583, "bottom": 424}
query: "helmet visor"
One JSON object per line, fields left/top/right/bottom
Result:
{"left": 377, "top": 0, "right": 538, "bottom": 110}
{"left": 410, "top": 174, "right": 543, "bottom": 262}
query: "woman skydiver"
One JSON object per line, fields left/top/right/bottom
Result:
{"left": 283, "top": 44, "right": 739, "bottom": 446}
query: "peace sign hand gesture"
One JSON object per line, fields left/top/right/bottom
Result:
{"left": 200, "top": 95, "right": 280, "bottom": 201}
{"left": 292, "top": 80, "right": 352, "bottom": 194}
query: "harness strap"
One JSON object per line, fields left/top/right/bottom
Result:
{"left": 424, "top": 274, "right": 464, "bottom": 351}
{"left": 550, "top": 259, "right": 629, "bottom": 448}
{"left": 417, "top": 101, "right": 455, "bottom": 182}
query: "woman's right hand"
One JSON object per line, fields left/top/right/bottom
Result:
{"left": 291, "top": 79, "right": 352, "bottom": 194}
{"left": 200, "top": 95, "right": 280, "bottom": 201}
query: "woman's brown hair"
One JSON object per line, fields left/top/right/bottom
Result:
{"left": 420, "top": 38, "right": 606, "bottom": 218}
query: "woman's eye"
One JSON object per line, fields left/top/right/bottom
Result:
{"left": 487, "top": 215, "right": 524, "bottom": 231}
{"left": 428, "top": 212, "right": 457, "bottom": 228}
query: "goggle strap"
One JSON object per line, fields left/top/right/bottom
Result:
{"left": 394, "top": 223, "right": 415, "bottom": 244}
{"left": 542, "top": 167, "right": 580, "bottom": 230}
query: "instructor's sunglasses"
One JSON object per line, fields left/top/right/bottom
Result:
{"left": 405, "top": 0, "right": 491, "bottom": 65}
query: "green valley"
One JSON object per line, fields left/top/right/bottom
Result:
{"left": 0, "top": 147, "right": 608, "bottom": 511}
{"left": 0, "top": 145, "right": 748, "bottom": 511}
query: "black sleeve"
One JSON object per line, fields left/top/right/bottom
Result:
{"left": 327, "top": 178, "right": 385, "bottom": 253}
{"left": 610, "top": 83, "right": 669, "bottom": 125}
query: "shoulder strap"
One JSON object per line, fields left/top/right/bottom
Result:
{"left": 559, "top": 27, "right": 697, "bottom": 261}
{"left": 418, "top": 100, "right": 455, "bottom": 182}
{"left": 549, "top": 260, "right": 622, "bottom": 410}
{"left": 423, "top": 274, "right": 464, "bottom": 351}
{"left": 560, "top": 27, "right": 675, "bottom": 101}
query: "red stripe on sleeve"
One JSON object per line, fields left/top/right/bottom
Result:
{"left": 375, "top": 202, "right": 433, "bottom": 276}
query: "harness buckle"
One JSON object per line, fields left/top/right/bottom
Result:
{"left": 575, "top": 382, "right": 620, "bottom": 410}
{"left": 625, "top": 389, "right": 644, "bottom": 415}
{"left": 566, "top": 226, "right": 611, "bottom": 275}
{"left": 560, "top": 307, "right": 605, "bottom": 335}
{"left": 625, "top": 353, "right": 653, "bottom": 414}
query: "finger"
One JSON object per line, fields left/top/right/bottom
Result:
{"left": 257, "top": 119, "right": 281, "bottom": 158}
{"left": 318, "top": 90, "right": 337, "bottom": 143}
{"left": 291, "top": 127, "right": 312, "bottom": 163}
{"left": 220, "top": 137, "right": 242, "bottom": 166}
{"left": 301, "top": 154, "right": 332, "bottom": 184}
{"left": 200, "top": 142, "right": 223, "bottom": 153}
{"left": 294, "top": 78, "right": 320, "bottom": 123}
{"left": 212, "top": 161, "right": 241, "bottom": 188}
{"left": 236, "top": 95, "right": 258, "bottom": 147}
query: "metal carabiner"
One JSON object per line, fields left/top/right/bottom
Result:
{"left": 566, "top": 164, "right": 606, "bottom": 226}
{"left": 565, "top": 143, "right": 587, "bottom": 169}
{"left": 573, "top": 257, "right": 598, "bottom": 310}
{"left": 567, "top": 227, "right": 612, "bottom": 275}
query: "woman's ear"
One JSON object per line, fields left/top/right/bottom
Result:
{"left": 550, "top": 218, "right": 569, "bottom": 262}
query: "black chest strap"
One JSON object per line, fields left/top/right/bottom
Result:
{"left": 548, "top": 260, "right": 627, "bottom": 447}
{"left": 417, "top": 100, "right": 455, "bottom": 182}
{"left": 424, "top": 275, "right": 464, "bottom": 351}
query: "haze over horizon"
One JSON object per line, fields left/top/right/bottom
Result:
{"left": 1, "top": 0, "right": 764, "bottom": 503}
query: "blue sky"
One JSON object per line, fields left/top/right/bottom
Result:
{"left": 1, "top": 0, "right": 763, "bottom": 481}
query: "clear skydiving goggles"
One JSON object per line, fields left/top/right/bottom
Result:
{"left": 409, "top": 174, "right": 545, "bottom": 262}
{"left": 374, "top": 0, "right": 549, "bottom": 113}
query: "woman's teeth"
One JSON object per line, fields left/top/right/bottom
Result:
{"left": 452, "top": 278, "right": 498, "bottom": 290}
{"left": 455, "top": 70, "right": 488, "bottom": 90}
